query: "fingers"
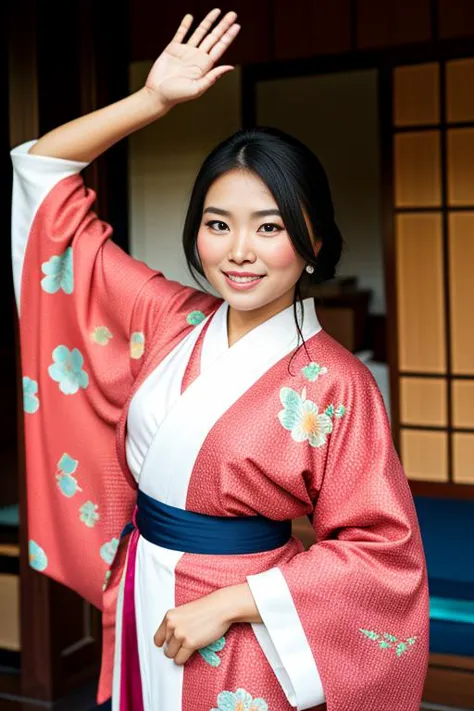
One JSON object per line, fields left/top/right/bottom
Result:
{"left": 208, "top": 23, "right": 241, "bottom": 62}
{"left": 173, "top": 646, "right": 194, "bottom": 666}
{"left": 199, "top": 10, "right": 238, "bottom": 54}
{"left": 153, "top": 619, "right": 167, "bottom": 648}
{"left": 186, "top": 7, "right": 222, "bottom": 48}
{"left": 171, "top": 13, "right": 194, "bottom": 44}
{"left": 193, "top": 65, "right": 234, "bottom": 97}
{"left": 163, "top": 635, "right": 182, "bottom": 660}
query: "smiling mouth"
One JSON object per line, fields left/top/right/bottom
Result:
{"left": 223, "top": 272, "right": 265, "bottom": 283}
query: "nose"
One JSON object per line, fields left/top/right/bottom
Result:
{"left": 228, "top": 229, "right": 256, "bottom": 264}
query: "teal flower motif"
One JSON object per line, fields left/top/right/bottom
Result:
{"left": 301, "top": 362, "right": 328, "bottom": 382}
{"left": 198, "top": 636, "right": 226, "bottom": 667}
{"left": 41, "top": 247, "right": 73, "bottom": 294}
{"left": 29, "top": 540, "right": 48, "bottom": 571}
{"left": 359, "top": 628, "right": 417, "bottom": 658}
{"left": 100, "top": 537, "right": 119, "bottom": 565}
{"left": 48, "top": 345, "right": 89, "bottom": 395}
{"left": 91, "top": 326, "right": 113, "bottom": 346}
{"left": 186, "top": 310, "right": 206, "bottom": 326}
{"left": 56, "top": 453, "right": 81, "bottom": 498}
{"left": 335, "top": 404, "right": 346, "bottom": 419}
{"left": 23, "top": 376, "right": 39, "bottom": 414}
{"left": 211, "top": 688, "right": 268, "bottom": 711}
{"left": 279, "top": 386, "right": 333, "bottom": 448}
{"left": 130, "top": 332, "right": 145, "bottom": 359}
{"left": 79, "top": 501, "right": 99, "bottom": 528}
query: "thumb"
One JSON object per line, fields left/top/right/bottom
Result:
{"left": 194, "top": 65, "right": 234, "bottom": 96}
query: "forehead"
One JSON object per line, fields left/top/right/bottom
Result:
{"left": 204, "top": 169, "right": 277, "bottom": 208}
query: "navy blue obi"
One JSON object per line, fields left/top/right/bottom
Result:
{"left": 128, "top": 489, "right": 291, "bottom": 555}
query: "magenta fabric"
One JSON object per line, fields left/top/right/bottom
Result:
{"left": 120, "top": 514, "right": 144, "bottom": 711}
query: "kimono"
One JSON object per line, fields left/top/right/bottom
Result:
{"left": 11, "top": 140, "right": 430, "bottom": 711}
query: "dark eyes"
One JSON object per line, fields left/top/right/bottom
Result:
{"left": 204, "top": 220, "right": 283, "bottom": 234}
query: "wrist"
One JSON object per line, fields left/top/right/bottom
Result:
{"left": 136, "top": 86, "right": 171, "bottom": 121}
{"left": 216, "top": 583, "right": 262, "bottom": 625}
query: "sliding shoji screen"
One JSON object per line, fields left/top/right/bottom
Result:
{"left": 392, "top": 58, "right": 474, "bottom": 490}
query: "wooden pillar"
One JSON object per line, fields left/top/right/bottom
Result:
{"left": 6, "top": 0, "right": 129, "bottom": 702}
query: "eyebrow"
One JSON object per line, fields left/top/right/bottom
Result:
{"left": 203, "top": 206, "right": 282, "bottom": 218}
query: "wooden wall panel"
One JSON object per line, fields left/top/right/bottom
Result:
{"left": 394, "top": 63, "right": 439, "bottom": 127}
{"left": 396, "top": 213, "right": 446, "bottom": 373}
{"left": 131, "top": 0, "right": 272, "bottom": 66}
{"left": 449, "top": 213, "right": 474, "bottom": 375}
{"left": 196, "top": 0, "right": 272, "bottom": 65}
{"left": 131, "top": 0, "right": 199, "bottom": 64}
{"left": 357, "top": 0, "right": 431, "bottom": 49}
{"left": 274, "top": 0, "right": 311, "bottom": 60}
{"left": 400, "top": 377, "right": 447, "bottom": 427}
{"left": 274, "top": 0, "right": 351, "bottom": 60}
{"left": 439, "top": 0, "right": 474, "bottom": 39}
{"left": 401, "top": 429, "right": 448, "bottom": 482}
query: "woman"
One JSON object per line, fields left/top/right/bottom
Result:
{"left": 12, "top": 9, "right": 429, "bottom": 711}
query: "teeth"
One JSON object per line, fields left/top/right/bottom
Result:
{"left": 227, "top": 274, "right": 262, "bottom": 283}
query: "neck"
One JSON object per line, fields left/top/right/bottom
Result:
{"left": 226, "top": 288, "right": 296, "bottom": 347}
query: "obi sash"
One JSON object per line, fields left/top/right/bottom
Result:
{"left": 119, "top": 490, "right": 292, "bottom": 710}
{"left": 134, "top": 489, "right": 292, "bottom": 554}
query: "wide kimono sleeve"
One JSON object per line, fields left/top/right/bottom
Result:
{"left": 247, "top": 362, "right": 430, "bottom": 711}
{"left": 11, "top": 140, "right": 207, "bottom": 611}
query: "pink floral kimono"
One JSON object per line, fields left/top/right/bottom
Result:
{"left": 11, "top": 140, "right": 430, "bottom": 711}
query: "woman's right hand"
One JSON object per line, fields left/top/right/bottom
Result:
{"left": 144, "top": 8, "right": 240, "bottom": 109}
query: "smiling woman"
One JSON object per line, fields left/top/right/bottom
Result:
{"left": 11, "top": 7, "right": 429, "bottom": 711}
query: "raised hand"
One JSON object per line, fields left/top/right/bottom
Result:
{"left": 145, "top": 9, "right": 240, "bottom": 108}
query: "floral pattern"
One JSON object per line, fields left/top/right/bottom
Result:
{"left": 79, "top": 501, "right": 99, "bottom": 528}
{"left": 186, "top": 310, "right": 206, "bottom": 326}
{"left": 29, "top": 540, "right": 48, "bottom": 571}
{"left": 91, "top": 326, "right": 113, "bottom": 345}
{"left": 301, "top": 362, "right": 328, "bottom": 382}
{"left": 130, "top": 332, "right": 145, "bottom": 359}
{"left": 23, "top": 376, "right": 39, "bottom": 414}
{"left": 48, "top": 346, "right": 89, "bottom": 395}
{"left": 100, "top": 537, "right": 119, "bottom": 565}
{"left": 41, "top": 247, "right": 73, "bottom": 294}
{"left": 211, "top": 688, "right": 268, "bottom": 711}
{"left": 359, "top": 628, "right": 417, "bottom": 657}
{"left": 56, "top": 453, "right": 81, "bottom": 498}
{"left": 279, "top": 386, "right": 333, "bottom": 448}
{"left": 198, "top": 636, "right": 226, "bottom": 667}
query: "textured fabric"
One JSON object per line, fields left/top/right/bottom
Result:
{"left": 12, "top": 152, "right": 219, "bottom": 702}
{"left": 13, "top": 146, "right": 429, "bottom": 710}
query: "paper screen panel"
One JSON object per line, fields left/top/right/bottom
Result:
{"left": 449, "top": 212, "right": 474, "bottom": 374}
{"left": 453, "top": 433, "right": 474, "bottom": 484}
{"left": 446, "top": 58, "right": 474, "bottom": 123}
{"left": 400, "top": 377, "right": 447, "bottom": 426}
{"left": 447, "top": 128, "right": 474, "bottom": 206}
{"left": 394, "top": 63, "right": 439, "bottom": 127}
{"left": 396, "top": 213, "right": 446, "bottom": 373}
{"left": 452, "top": 380, "right": 474, "bottom": 428}
{"left": 400, "top": 429, "right": 448, "bottom": 482}
{"left": 394, "top": 131, "right": 441, "bottom": 207}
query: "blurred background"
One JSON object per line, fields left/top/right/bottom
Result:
{"left": 1, "top": 0, "right": 474, "bottom": 708}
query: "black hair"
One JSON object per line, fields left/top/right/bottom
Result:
{"left": 182, "top": 126, "right": 343, "bottom": 362}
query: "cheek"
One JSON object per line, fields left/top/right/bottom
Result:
{"left": 196, "top": 229, "right": 224, "bottom": 266}
{"left": 264, "top": 238, "right": 303, "bottom": 271}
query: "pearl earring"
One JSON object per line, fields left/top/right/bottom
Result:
{"left": 305, "top": 264, "right": 315, "bottom": 274}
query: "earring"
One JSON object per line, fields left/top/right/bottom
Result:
{"left": 305, "top": 263, "right": 315, "bottom": 274}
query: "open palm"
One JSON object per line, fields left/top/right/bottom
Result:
{"left": 146, "top": 9, "right": 240, "bottom": 107}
